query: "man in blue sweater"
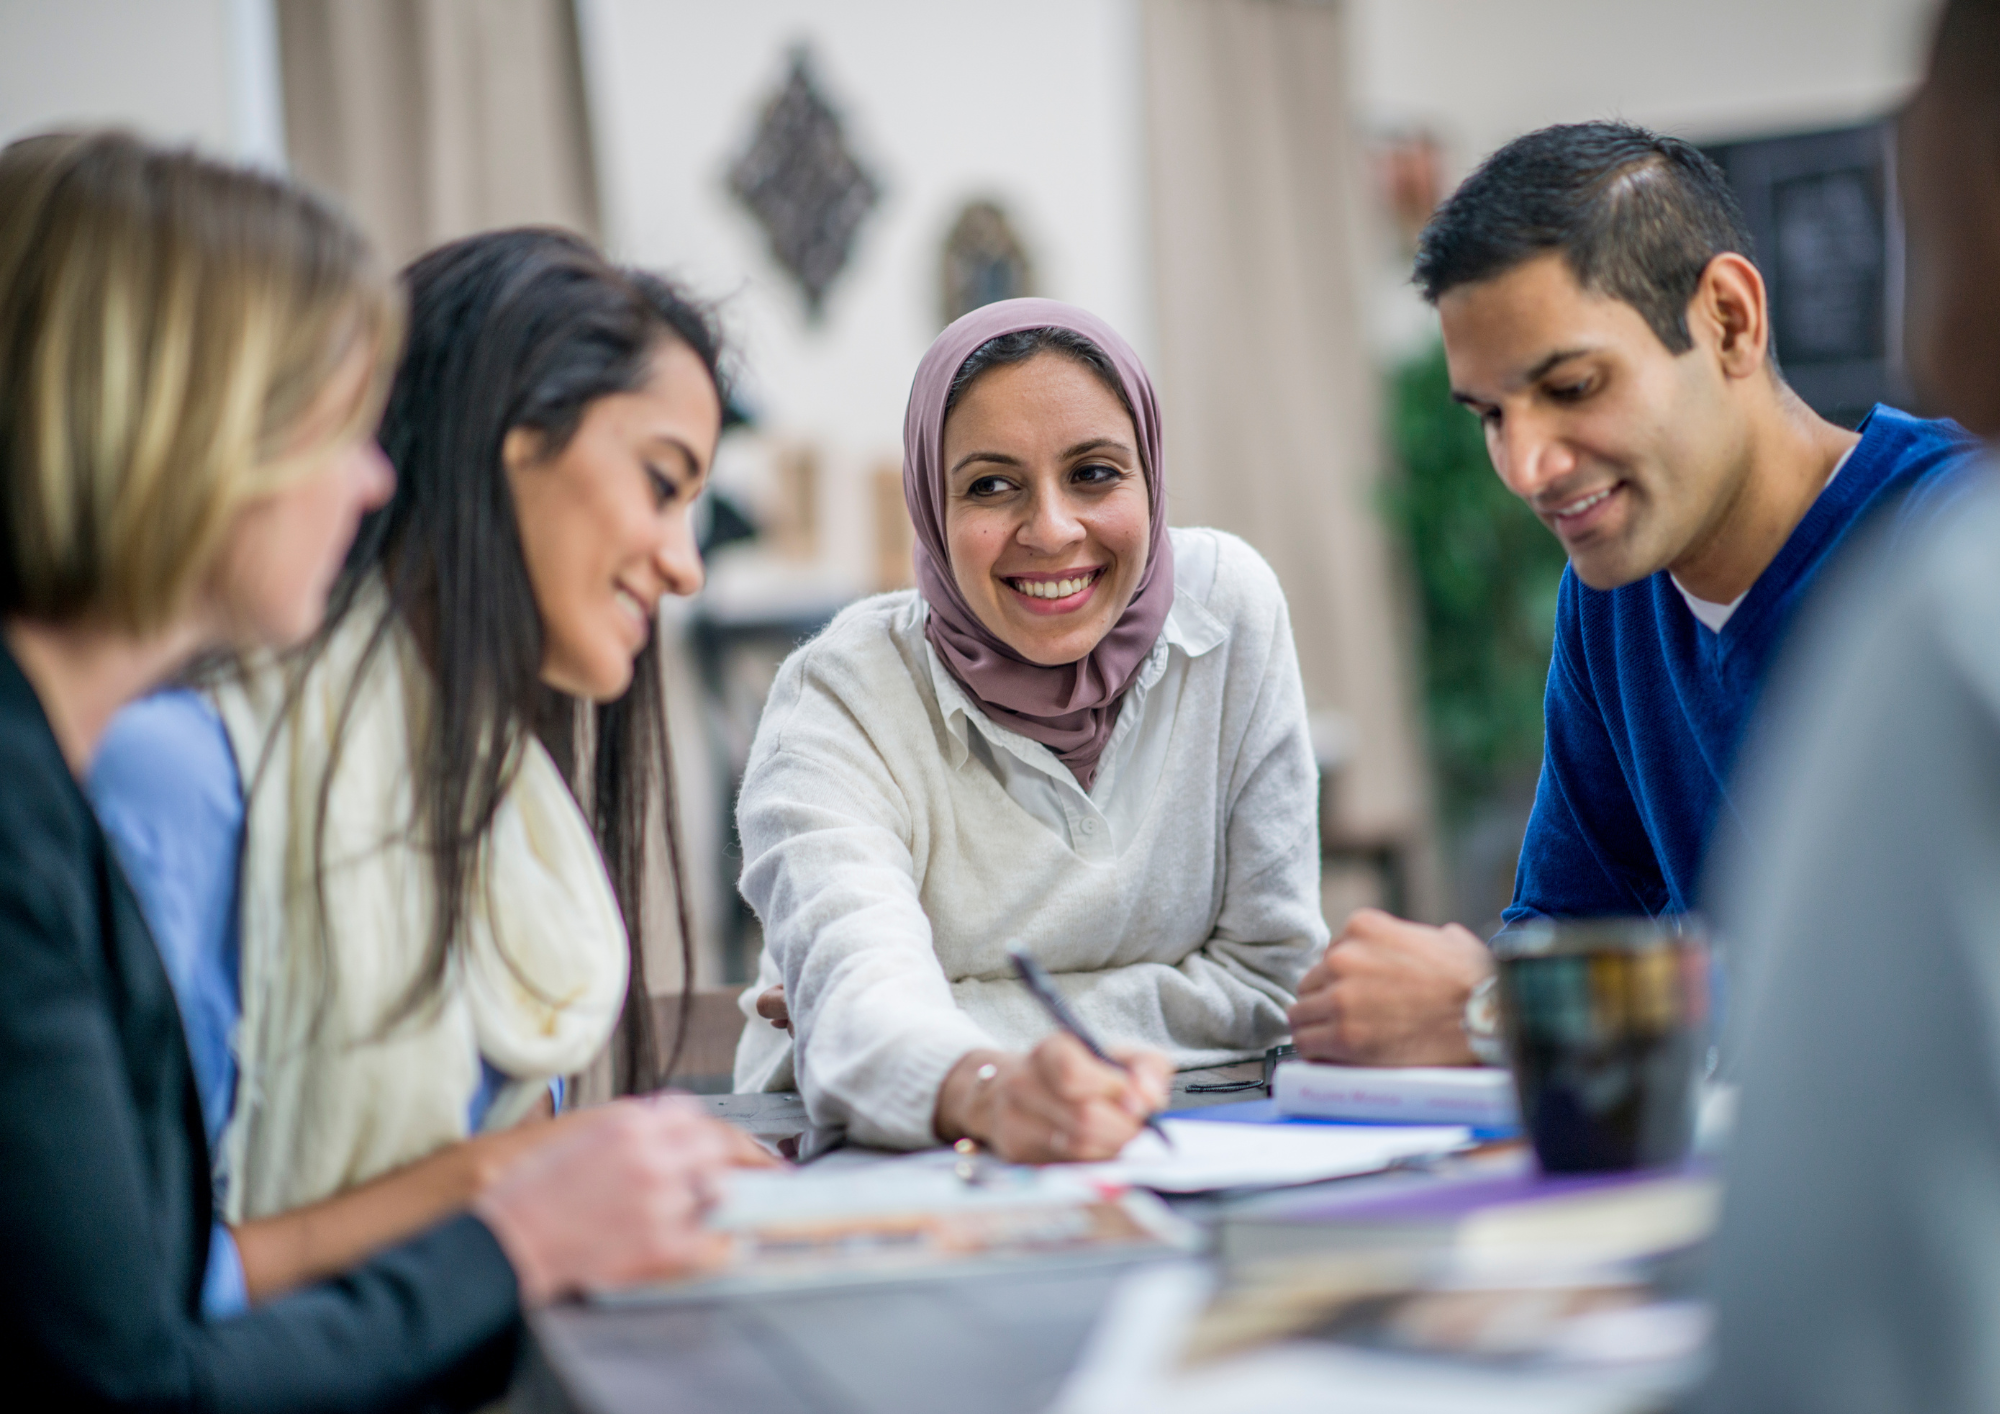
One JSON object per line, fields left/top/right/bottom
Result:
{"left": 1289, "top": 120, "right": 1985, "bottom": 1067}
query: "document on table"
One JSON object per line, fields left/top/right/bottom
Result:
{"left": 592, "top": 1149, "right": 1199, "bottom": 1305}
{"left": 1070, "top": 1117, "right": 1472, "bottom": 1193}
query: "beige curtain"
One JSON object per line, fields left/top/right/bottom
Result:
{"left": 276, "top": 0, "right": 600, "bottom": 265}
{"left": 1141, "top": 0, "right": 1441, "bottom": 917}
{"left": 276, "top": 2, "right": 744, "bottom": 1089}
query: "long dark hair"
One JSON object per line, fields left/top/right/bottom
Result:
{"left": 314, "top": 227, "right": 724, "bottom": 1093}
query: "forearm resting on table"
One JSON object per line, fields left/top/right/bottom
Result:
{"left": 232, "top": 1097, "right": 563, "bottom": 1302}
{"left": 1287, "top": 909, "right": 1493, "bottom": 1065}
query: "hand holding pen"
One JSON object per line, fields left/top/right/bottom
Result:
{"left": 932, "top": 953, "right": 1176, "bottom": 1164}
{"left": 1008, "top": 949, "right": 1176, "bottom": 1152}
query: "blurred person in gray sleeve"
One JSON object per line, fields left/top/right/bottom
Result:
{"left": 1703, "top": 1, "right": 2000, "bottom": 1410}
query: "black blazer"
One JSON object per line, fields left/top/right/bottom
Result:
{"left": 0, "top": 643, "right": 521, "bottom": 1411}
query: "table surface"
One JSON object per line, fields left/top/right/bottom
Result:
{"left": 516, "top": 1087, "right": 1697, "bottom": 1414}
{"left": 522, "top": 1077, "right": 1268, "bottom": 1414}
{"left": 522, "top": 1260, "right": 1151, "bottom": 1414}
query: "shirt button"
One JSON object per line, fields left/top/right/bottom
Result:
{"left": 1080, "top": 819, "right": 1096, "bottom": 835}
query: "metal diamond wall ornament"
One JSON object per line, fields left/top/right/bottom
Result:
{"left": 728, "top": 47, "right": 881, "bottom": 320}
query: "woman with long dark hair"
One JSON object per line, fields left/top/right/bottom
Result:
{"left": 345, "top": 225, "right": 720, "bottom": 1097}
{"left": 88, "top": 225, "right": 769, "bottom": 1306}
{"left": 2, "top": 128, "right": 737, "bottom": 1410}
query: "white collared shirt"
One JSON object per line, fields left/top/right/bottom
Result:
{"left": 925, "top": 588, "right": 1228, "bottom": 863}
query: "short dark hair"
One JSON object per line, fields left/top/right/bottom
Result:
{"left": 1413, "top": 121, "right": 1756, "bottom": 354}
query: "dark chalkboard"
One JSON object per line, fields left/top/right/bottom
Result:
{"left": 1705, "top": 121, "right": 1907, "bottom": 428}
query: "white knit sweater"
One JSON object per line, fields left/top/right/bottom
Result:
{"left": 732, "top": 528, "right": 1328, "bottom": 1149}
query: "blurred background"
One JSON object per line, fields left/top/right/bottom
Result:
{"left": 0, "top": 0, "right": 1935, "bottom": 1075}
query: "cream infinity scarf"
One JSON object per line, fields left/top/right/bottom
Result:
{"left": 213, "top": 582, "right": 629, "bottom": 1221}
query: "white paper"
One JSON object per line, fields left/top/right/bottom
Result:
{"left": 1145, "top": 1344, "right": 1675, "bottom": 1414}
{"left": 1047, "top": 1261, "right": 1215, "bottom": 1414}
{"left": 1054, "top": 1266, "right": 1684, "bottom": 1414}
{"left": 1069, "top": 1117, "right": 1472, "bottom": 1193}
{"left": 711, "top": 1152, "right": 1106, "bottom": 1226}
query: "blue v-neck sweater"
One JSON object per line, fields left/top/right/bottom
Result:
{"left": 1503, "top": 406, "right": 1988, "bottom": 926}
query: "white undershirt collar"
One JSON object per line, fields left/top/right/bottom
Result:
{"left": 1672, "top": 441, "right": 1857, "bottom": 633}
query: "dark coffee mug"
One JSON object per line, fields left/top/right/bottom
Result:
{"left": 1492, "top": 917, "right": 1709, "bottom": 1173}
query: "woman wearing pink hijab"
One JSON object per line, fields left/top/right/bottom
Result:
{"left": 732, "top": 300, "right": 1326, "bottom": 1160}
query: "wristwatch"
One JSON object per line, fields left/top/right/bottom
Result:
{"left": 1462, "top": 973, "right": 1506, "bottom": 1066}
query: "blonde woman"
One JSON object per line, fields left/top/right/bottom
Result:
{"left": 90, "top": 225, "right": 772, "bottom": 1311}
{"left": 0, "top": 131, "right": 737, "bottom": 1409}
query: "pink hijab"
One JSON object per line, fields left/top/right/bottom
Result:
{"left": 902, "top": 298, "right": 1174, "bottom": 792}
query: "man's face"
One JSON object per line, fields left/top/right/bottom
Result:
{"left": 1900, "top": 77, "right": 2000, "bottom": 439}
{"left": 1438, "top": 252, "right": 1746, "bottom": 591}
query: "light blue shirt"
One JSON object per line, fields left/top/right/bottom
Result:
{"left": 89, "top": 689, "right": 548, "bottom": 1320}
{"left": 90, "top": 691, "right": 248, "bottom": 1319}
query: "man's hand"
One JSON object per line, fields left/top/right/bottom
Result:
{"left": 755, "top": 985, "right": 792, "bottom": 1034}
{"left": 1287, "top": 908, "right": 1495, "bottom": 1065}
{"left": 933, "top": 1036, "right": 1173, "bottom": 1164}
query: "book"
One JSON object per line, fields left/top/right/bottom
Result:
{"left": 1216, "top": 1148, "right": 1719, "bottom": 1269}
{"left": 1272, "top": 1060, "right": 1520, "bottom": 1128}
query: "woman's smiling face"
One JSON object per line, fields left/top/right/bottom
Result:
{"left": 940, "top": 351, "right": 1149, "bottom": 666}
{"left": 505, "top": 337, "right": 721, "bottom": 701}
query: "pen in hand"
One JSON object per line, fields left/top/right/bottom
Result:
{"left": 1007, "top": 948, "right": 1175, "bottom": 1152}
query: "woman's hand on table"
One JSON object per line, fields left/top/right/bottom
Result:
{"left": 230, "top": 1089, "right": 776, "bottom": 1303}
{"left": 933, "top": 1035, "right": 1173, "bottom": 1164}
{"left": 458, "top": 1088, "right": 778, "bottom": 1195}
{"left": 473, "top": 1095, "right": 772, "bottom": 1305}
{"left": 756, "top": 984, "right": 793, "bottom": 1034}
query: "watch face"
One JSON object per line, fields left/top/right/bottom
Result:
{"left": 1466, "top": 979, "right": 1500, "bottom": 1038}
{"left": 1465, "top": 977, "right": 1507, "bottom": 1067}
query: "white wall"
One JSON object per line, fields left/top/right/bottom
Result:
{"left": 577, "top": 0, "right": 1151, "bottom": 489}
{"left": 1344, "top": 0, "right": 1939, "bottom": 357}
{"left": 0, "top": 0, "right": 284, "bottom": 164}
{"left": 1348, "top": 0, "right": 1936, "bottom": 182}
{"left": 579, "top": 0, "right": 1940, "bottom": 448}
